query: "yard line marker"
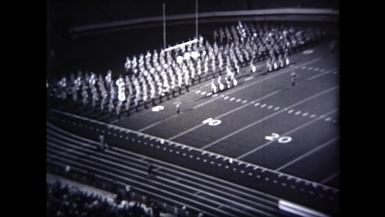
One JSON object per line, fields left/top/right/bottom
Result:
{"left": 306, "top": 67, "right": 338, "bottom": 81}
{"left": 220, "top": 95, "right": 224, "bottom": 97}
{"left": 325, "top": 117, "right": 332, "bottom": 122}
{"left": 201, "top": 91, "right": 206, "bottom": 95}
{"left": 236, "top": 98, "right": 241, "bottom": 103}
{"left": 260, "top": 104, "right": 266, "bottom": 108}
{"left": 254, "top": 102, "right": 260, "bottom": 107}
{"left": 193, "top": 58, "right": 322, "bottom": 109}
{"left": 288, "top": 110, "right": 294, "bottom": 114}
{"left": 274, "top": 107, "right": 280, "bottom": 111}
{"left": 310, "top": 114, "right": 317, "bottom": 118}
{"left": 237, "top": 108, "right": 338, "bottom": 160}
{"left": 308, "top": 67, "right": 313, "bottom": 70}
{"left": 276, "top": 137, "right": 339, "bottom": 171}
{"left": 320, "top": 172, "right": 340, "bottom": 184}
{"left": 302, "top": 112, "right": 308, "bottom": 117}
{"left": 206, "top": 93, "right": 212, "bottom": 97}
{"left": 201, "top": 88, "right": 339, "bottom": 152}
{"left": 295, "top": 111, "right": 302, "bottom": 115}
{"left": 229, "top": 97, "right": 235, "bottom": 101}
{"left": 224, "top": 96, "right": 229, "bottom": 100}
{"left": 244, "top": 76, "right": 254, "bottom": 81}
{"left": 196, "top": 90, "right": 201, "bottom": 94}
{"left": 242, "top": 100, "right": 248, "bottom": 104}
{"left": 267, "top": 105, "right": 273, "bottom": 109}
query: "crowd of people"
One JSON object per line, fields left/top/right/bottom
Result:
{"left": 47, "top": 180, "right": 162, "bottom": 217}
{"left": 47, "top": 22, "right": 327, "bottom": 116}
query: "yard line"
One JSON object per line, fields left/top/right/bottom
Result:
{"left": 201, "top": 87, "right": 338, "bottom": 150}
{"left": 306, "top": 67, "right": 338, "bottom": 81}
{"left": 275, "top": 137, "right": 339, "bottom": 171}
{"left": 320, "top": 172, "right": 340, "bottom": 184}
{"left": 244, "top": 76, "right": 254, "bottom": 81}
{"left": 193, "top": 58, "right": 322, "bottom": 109}
{"left": 237, "top": 108, "right": 338, "bottom": 160}
{"left": 168, "top": 88, "right": 283, "bottom": 140}
{"left": 139, "top": 113, "right": 179, "bottom": 132}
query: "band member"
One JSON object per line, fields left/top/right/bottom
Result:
{"left": 211, "top": 79, "right": 217, "bottom": 94}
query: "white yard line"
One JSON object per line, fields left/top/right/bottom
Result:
{"left": 237, "top": 108, "right": 338, "bottom": 160}
{"left": 201, "top": 87, "right": 338, "bottom": 150}
{"left": 275, "top": 137, "right": 339, "bottom": 171}
{"left": 320, "top": 172, "right": 340, "bottom": 184}
{"left": 193, "top": 58, "right": 322, "bottom": 109}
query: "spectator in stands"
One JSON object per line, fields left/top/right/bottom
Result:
{"left": 49, "top": 180, "right": 163, "bottom": 217}
{"left": 152, "top": 202, "right": 161, "bottom": 217}
{"left": 198, "top": 210, "right": 205, "bottom": 217}
{"left": 98, "top": 134, "right": 107, "bottom": 151}
{"left": 147, "top": 163, "right": 155, "bottom": 177}
{"left": 65, "top": 165, "right": 71, "bottom": 173}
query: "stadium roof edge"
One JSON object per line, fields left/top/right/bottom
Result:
{"left": 69, "top": 8, "right": 338, "bottom": 36}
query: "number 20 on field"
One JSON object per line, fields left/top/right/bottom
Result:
{"left": 265, "top": 133, "right": 292, "bottom": 144}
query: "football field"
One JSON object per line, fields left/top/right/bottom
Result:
{"left": 48, "top": 42, "right": 339, "bottom": 216}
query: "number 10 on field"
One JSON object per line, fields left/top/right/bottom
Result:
{"left": 265, "top": 133, "right": 292, "bottom": 144}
